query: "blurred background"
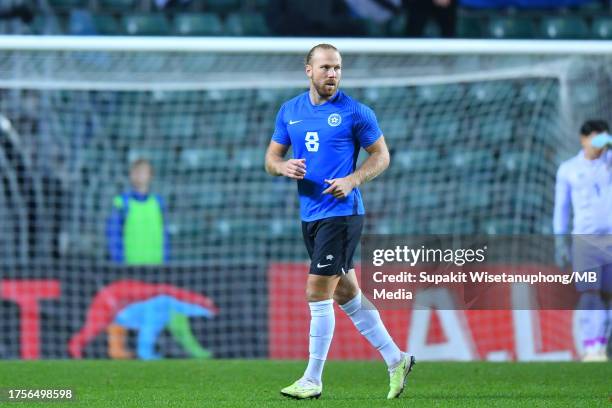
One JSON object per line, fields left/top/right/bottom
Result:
{"left": 2, "top": 0, "right": 612, "bottom": 38}
{"left": 0, "top": 0, "right": 610, "bottom": 362}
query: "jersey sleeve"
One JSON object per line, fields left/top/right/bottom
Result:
{"left": 353, "top": 103, "right": 383, "bottom": 148}
{"left": 553, "top": 163, "right": 571, "bottom": 234}
{"left": 106, "top": 194, "right": 126, "bottom": 263}
{"left": 271, "top": 103, "right": 291, "bottom": 146}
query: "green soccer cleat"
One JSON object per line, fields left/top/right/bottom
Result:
{"left": 280, "top": 378, "right": 322, "bottom": 400}
{"left": 387, "top": 353, "right": 416, "bottom": 399}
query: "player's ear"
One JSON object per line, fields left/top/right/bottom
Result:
{"left": 305, "top": 64, "right": 312, "bottom": 78}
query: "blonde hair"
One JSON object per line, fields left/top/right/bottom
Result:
{"left": 305, "top": 43, "right": 339, "bottom": 66}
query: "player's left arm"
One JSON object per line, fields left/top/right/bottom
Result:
{"left": 323, "top": 136, "right": 390, "bottom": 199}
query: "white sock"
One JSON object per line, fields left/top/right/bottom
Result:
{"left": 303, "top": 299, "right": 334, "bottom": 384}
{"left": 340, "top": 292, "right": 402, "bottom": 369}
{"left": 577, "top": 292, "right": 607, "bottom": 350}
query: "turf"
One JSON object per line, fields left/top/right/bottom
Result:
{"left": 0, "top": 360, "right": 610, "bottom": 407}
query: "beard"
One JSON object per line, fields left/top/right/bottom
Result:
{"left": 313, "top": 80, "right": 338, "bottom": 99}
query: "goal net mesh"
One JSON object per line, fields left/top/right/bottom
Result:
{"left": 0, "top": 47, "right": 610, "bottom": 360}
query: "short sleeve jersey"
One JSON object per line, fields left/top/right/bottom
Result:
{"left": 272, "top": 90, "right": 382, "bottom": 222}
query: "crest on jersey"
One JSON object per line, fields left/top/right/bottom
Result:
{"left": 327, "top": 113, "right": 342, "bottom": 127}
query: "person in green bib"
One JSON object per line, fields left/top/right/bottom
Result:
{"left": 106, "top": 159, "right": 169, "bottom": 265}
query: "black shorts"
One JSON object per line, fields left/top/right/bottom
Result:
{"left": 301, "top": 215, "right": 364, "bottom": 276}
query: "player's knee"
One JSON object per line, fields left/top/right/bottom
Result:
{"left": 305, "top": 287, "right": 332, "bottom": 302}
{"left": 333, "top": 286, "right": 359, "bottom": 305}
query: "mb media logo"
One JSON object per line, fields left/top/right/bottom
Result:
{"left": 328, "top": 113, "right": 341, "bottom": 127}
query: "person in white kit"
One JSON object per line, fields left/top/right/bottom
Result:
{"left": 553, "top": 119, "right": 612, "bottom": 362}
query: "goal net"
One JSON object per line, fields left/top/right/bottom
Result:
{"left": 0, "top": 37, "right": 610, "bottom": 360}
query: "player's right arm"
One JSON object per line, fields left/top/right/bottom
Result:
{"left": 265, "top": 141, "right": 306, "bottom": 179}
{"left": 264, "top": 102, "right": 307, "bottom": 180}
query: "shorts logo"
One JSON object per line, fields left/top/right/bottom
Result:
{"left": 328, "top": 113, "right": 341, "bottom": 127}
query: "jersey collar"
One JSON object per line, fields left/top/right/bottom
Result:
{"left": 307, "top": 90, "right": 341, "bottom": 107}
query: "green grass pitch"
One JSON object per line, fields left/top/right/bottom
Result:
{"left": 0, "top": 360, "right": 610, "bottom": 407}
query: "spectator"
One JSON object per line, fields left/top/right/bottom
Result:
{"left": 403, "top": 0, "right": 457, "bottom": 37}
{"left": 105, "top": 159, "right": 170, "bottom": 265}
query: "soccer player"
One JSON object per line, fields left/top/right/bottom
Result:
{"left": 553, "top": 119, "right": 612, "bottom": 362}
{"left": 265, "top": 44, "right": 415, "bottom": 400}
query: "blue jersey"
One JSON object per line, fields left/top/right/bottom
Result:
{"left": 272, "top": 90, "right": 382, "bottom": 222}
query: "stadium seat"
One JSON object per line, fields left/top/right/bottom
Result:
{"left": 179, "top": 148, "right": 230, "bottom": 171}
{"left": 68, "top": 9, "right": 97, "bottom": 35}
{"left": 376, "top": 115, "right": 411, "bottom": 143}
{"left": 250, "top": 0, "right": 271, "bottom": 10}
{"left": 108, "top": 112, "right": 145, "bottom": 141}
{"left": 452, "top": 184, "right": 491, "bottom": 211}
{"left": 592, "top": 17, "right": 612, "bottom": 40}
{"left": 205, "top": 0, "right": 242, "bottom": 14}
{"left": 478, "top": 115, "right": 514, "bottom": 143}
{"left": 269, "top": 218, "right": 301, "bottom": 239}
{"left": 467, "top": 82, "right": 516, "bottom": 104}
{"left": 411, "top": 116, "right": 461, "bottom": 143}
{"left": 480, "top": 219, "right": 522, "bottom": 234}
{"left": 215, "top": 218, "right": 270, "bottom": 239}
{"left": 225, "top": 12, "right": 270, "bottom": 36}
{"left": 91, "top": 14, "right": 120, "bottom": 35}
{"left": 386, "top": 14, "right": 406, "bottom": 37}
{"left": 366, "top": 86, "right": 412, "bottom": 103}
{"left": 428, "top": 218, "right": 475, "bottom": 234}
{"left": 204, "top": 111, "right": 249, "bottom": 144}
{"left": 501, "top": 151, "right": 542, "bottom": 175}
{"left": 393, "top": 149, "right": 440, "bottom": 172}
{"left": 182, "top": 183, "right": 225, "bottom": 209}
{"left": 519, "top": 81, "right": 555, "bottom": 104}
{"left": 157, "top": 114, "right": 197, "bottom": 139}
{"left": 99, "top": 0, "right": 137, "bottom": 10}
{"left": 122, "top": 14, "right": 169, "bottom": 36}
{"left": 457, "top": 13, "right": 483, "bottom": 38}
{"left": 31, "top": 14, "right": 64, "bottom": 35}
{"left": 362, "top": 19, "right": 387, "bottom": 37}
{"left": 539, "top": 16, "right": 589, "bottom": 39}
{"left": 232, "top": 147, "right": 262, "bottom": 170}
{"left": 375, "top": 217, "right": 423, "bottom": 234}
{"left": 449, "top": 149, "right": 494, "bottom": 174}
{"left": 415, "top": 84, "right": 464, "bottom": 104}
{"left": 574, "top": 83, "right": 598, "bottom": 105}
{"left": 407, "top": 186, "right": 442, "bottom": 211}
{"left": 48, "top": 0, "right": 87, "bottom": 12}
{"left": 255, "top": 88, "right": 304, "bottom": 106}
{"left": 487, "top": 17, "right": 535, "bottom": 39}
{"left": 174, "top": 13, "right": 223, "bottom": 36}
